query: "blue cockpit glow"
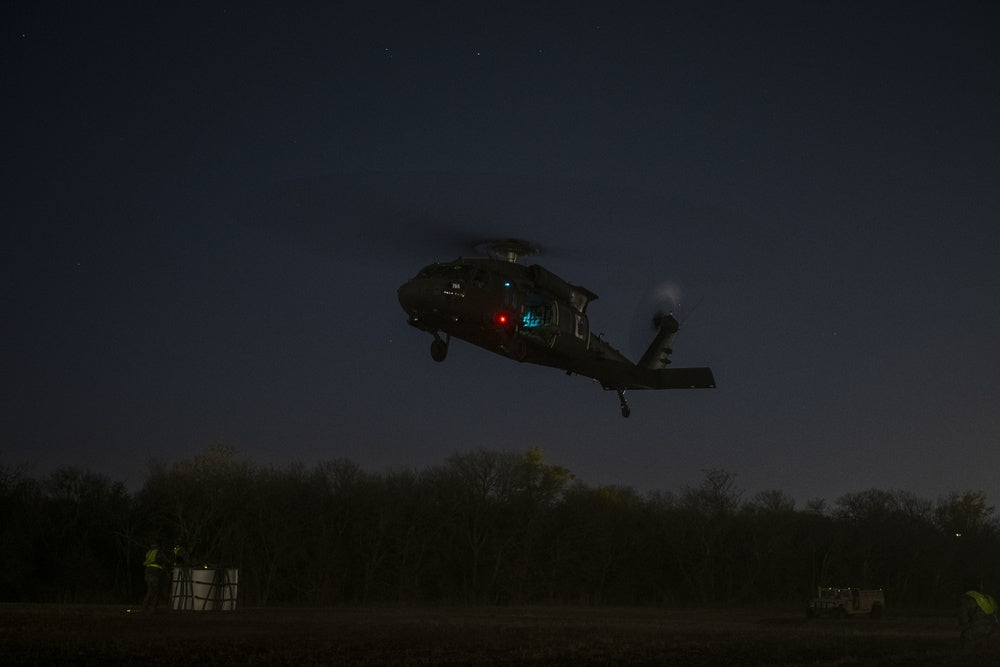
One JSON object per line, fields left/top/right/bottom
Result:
{"left": 522, "top": 294, "right": 553, "bottom": 329}
{"left": 522, "top": 310, "right": 545, "bottom": 328}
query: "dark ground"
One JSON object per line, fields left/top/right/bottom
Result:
{"left": 1, "top": 604, "right": 997, "bottom": 665}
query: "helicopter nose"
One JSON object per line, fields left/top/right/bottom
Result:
{"left": 397, "top": 279, "right": 425, "bottom": 313}
{"left": 397, "top": 281, "right": 413, "bottom": 308}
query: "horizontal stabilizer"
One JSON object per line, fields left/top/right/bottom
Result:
{"left": 651, "top": 367, "right": 716, "bottom": 389}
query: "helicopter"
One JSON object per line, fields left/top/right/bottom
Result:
{"left": 397, "top": 238, "right": 715, "bottom": 417}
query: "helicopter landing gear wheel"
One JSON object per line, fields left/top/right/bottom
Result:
{"left": 430, "top": 333, "right": 449, "bottom": 362}
{"left": 617, "top": 389, "right": 631, "bottom": 418}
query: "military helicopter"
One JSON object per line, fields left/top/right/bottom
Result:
{"left": 397, "top": 238, "right": 715, "bottom": 417}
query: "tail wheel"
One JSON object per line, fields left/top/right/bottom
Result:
{"left": 616, "top": 389, "right": 631, "bottom": 418}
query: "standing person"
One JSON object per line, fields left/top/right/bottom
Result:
{"left": 142, "top": 544, "right": 166, "bottom": 612}
{"left": 173, "top": 544, "right": 192, "bottom": 567}
{"left": 959, "top": 588, "right": 998, "bottom": 644}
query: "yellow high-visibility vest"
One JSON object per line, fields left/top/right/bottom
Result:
{"left": 966, "top": 590, "right": 998, "bottom": 615}
{"left": 144, "top": 548, "right": 163, "bottom": 570}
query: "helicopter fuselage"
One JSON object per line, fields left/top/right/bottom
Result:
{"left": 399, "top": 258, "right": 609, "bottom": 361}
{"left": 397, "top": 256, "right": 715, "bottom": 416}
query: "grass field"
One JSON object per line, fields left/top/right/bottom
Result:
{"left": 2, "top": 604, "right": 997, "bottom": 665}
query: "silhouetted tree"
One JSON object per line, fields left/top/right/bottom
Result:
{"left": 32, "top": 467, "right": 130, "bottom": 602}
{"left": 239, "top": 464, "right": 317, "bottom": 605}
{"left": 672, "top": 469, "right": 744, "bottom": 603}
{"left": 740, "top": 490, "right": 803, "bottom": 601}
{"left": 0, "top": 465, "right": 42, "bottom": 601}
{"left": 136, "top": 444, "right": 251, "bottom": 567}
{"left": 428, "top": 449, "right": 567, "bottom": 603}
{"left": 935, "top": 491, "right": 1000, "bottom": 597}
{"left": 6, "top": 449, "right": 1000, "bottom": 609}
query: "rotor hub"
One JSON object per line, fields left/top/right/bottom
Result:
{"left": 474, "top": 238, "right": 539, "bottom": 263}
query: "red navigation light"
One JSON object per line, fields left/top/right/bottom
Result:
{"left": 494, "top": 312, "right": 509, "bottom": 326}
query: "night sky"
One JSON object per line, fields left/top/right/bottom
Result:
{"left": 5, "top": 2, "right": 999, "bottom": 506}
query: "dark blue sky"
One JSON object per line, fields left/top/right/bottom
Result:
{"left": 4, "top": 2, "right": 999, "bottom": 505}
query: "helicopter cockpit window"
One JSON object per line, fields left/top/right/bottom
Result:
{"left": 522, "top": 292, "right": 555, "bottom": 329}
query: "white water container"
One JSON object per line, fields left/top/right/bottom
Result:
{"left": 170, "top": 567, "right": 239, "bottom": 611}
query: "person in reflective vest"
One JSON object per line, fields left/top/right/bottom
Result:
{"left": 959, "top": 589, "right": 998, "bottom": 643}
{"left": 142, "top": 545, "right": 166, "bottom": 612}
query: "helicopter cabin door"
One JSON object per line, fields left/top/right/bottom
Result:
{"left": 521, "top": 292, "right": 558, "bottom": 348}
{"left": 555, "top": 302, "right": 590, "bottom": 353}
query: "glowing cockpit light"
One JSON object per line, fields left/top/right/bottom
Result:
{"left": 522, "top": 310, "right": 543, "bottom": 328}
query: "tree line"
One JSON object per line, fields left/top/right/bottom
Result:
{"left": 1, "top": 446, "right": 996, "bottom": 609}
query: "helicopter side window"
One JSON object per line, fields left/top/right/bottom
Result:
{"left": 522, "top": 293, "right": 554, "bottom": 329}
{"left": 574, "top": 313, "right": 589, "bottom": 341}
